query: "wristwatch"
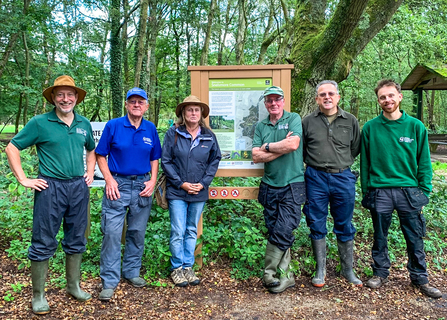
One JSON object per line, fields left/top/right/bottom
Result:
{"left": 265, "top": 143, "right": 270, "bottom": 152}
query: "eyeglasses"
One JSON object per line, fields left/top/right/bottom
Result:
{"left": 318, "top": 92, "right": 338, "bottom": 98}
{"left": 127, "top": 100, "right": 146, "bottom": 105}
{"left": 265, "top": 97, "right": 283, "bottom": 104}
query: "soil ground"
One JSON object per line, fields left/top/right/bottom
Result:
{"left": 1, "top": 248, "right": 446, "bottom": 320}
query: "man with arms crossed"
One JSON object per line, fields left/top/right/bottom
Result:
{"left": 361, "top": 79, "right": 441, "bottom": 298}
{"left": 5, "top": 75, "right": 95, "bottom": 314}
{"left": 252, "top": 86, "right": 306, "bottom": 294}
{"left": 302, "top": 80, "right": 362, "bottom": 287}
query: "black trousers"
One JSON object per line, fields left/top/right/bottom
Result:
{"left": 365, "top": 187, "right": 429, "bottom": 285}
{"left": 28, "top": 175, "right": 89, "bottom": 261}
{"left": 258, "top": 181, "right": 306, "bottom": 251}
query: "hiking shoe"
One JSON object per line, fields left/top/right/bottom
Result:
{"left": 171, "top": 267, "right": 188, "bottom": 287}
{"left": 124, "top": 277, "right": 147, "bottom": 288}
{"left": 98, "top": 288, "right": 114, "bottom": 301}
{"left": 365, "top": 276, "right": 388, "bottom": 289}
{"left": 415, "top": 283, "right": 442, "bottom": 299}
{"left": 184, "top": 267, "right": 200, "bottom": 286}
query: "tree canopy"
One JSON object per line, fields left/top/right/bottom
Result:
{"left": 1, "top": 0, "right": 447, "bottom": 129}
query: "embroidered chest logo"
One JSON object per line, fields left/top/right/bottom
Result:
{"left": 278, "top": 123, "right": 289, "bottom": 130}
{"left": 399, "top": 137, "right": 414, "bottom": 144}
{"left": 76, "top": 128, "right": 87, "bottom": 136}
{"left": 143, "top": 137, "right": 153, "bottom": 145}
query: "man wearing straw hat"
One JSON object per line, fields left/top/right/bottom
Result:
{"left": 5, "top": 75, "right": 96, "bottom": 314}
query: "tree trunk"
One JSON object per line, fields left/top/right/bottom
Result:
{"left": 200, "top": 0, "right": 217, "bottom": 65}
{"left": 235, "top": 0, "right": 246, "bottom": 64}
{"left": 0, "top": 33, "right": 19, "bottom": 79}
{"left": 257, "top": 3, "right": 275, "bottom": 64}
{"left": 22, "top": 31, "right": 30, "bottom": 125}
{"left": 134, "top": 0, "right": 149, "bottom": 87}
{"left": 217, "top": 0, "right": 232, "bottom": 65}
{"left": 145, "top": 0, "right": 159, "bottom": 123}
{"left": 287, "top": 0, "right": 403, "bottom": 116}
{"left": 110, "top": 0, "right": 124, "bottom": 118}
{"left": 15, "top": 94, "right": 23, "bottom": 134}
{"left": 172, "top": 17, "right": 182, "bottom": 105}
{"left": 122, "top": 0, "right": 130, "bottom": 93}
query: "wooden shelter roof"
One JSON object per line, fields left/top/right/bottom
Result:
{"left": 401, "top": 64, "right": 447, "bottom": 90}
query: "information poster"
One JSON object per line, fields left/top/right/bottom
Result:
{"left": 209, "top": 78, "right": 272, "bottom": 169}
{"left": 88, "top": 122, "right": 106, "bottom": 187}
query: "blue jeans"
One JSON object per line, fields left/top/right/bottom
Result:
{"left": 367, "top": 187, "right": 429, "bottom": 285}
{"left": 100, "top": 175, "right": 152, "bottom": 289}
{"left": 169, "top": 199, "right": 205, "bottom": 270}
{"left": 303, "top": 166, "right": 357, "bottom": 242}
{"left": 257, "top": 181, "right": 306, "bottom": 251}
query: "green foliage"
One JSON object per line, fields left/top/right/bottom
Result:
{"left": 1, "top": 146, "right": 446, "bottom": 285}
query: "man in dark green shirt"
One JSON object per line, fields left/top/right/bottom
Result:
{"left": 253, "top": 86, "right": 306, "bottom": 294}
{"left": 361, "top": 79, "right": 441, "bottom": 299}
{"left": 302, "top": 80, "right": 362, "bottom": 288}
{"left": 5, "top": 75, "right": 96, "bottom": 314}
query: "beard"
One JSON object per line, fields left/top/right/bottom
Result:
{"left": 381, "top": 100, "right": 400, "bottom": 114}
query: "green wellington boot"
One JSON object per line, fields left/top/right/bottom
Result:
{"left": 31, "top": 260, "right": 50, "bottom": 315}
{"left": 268, "top": 248, "right": 295, "bottom": 294}
{"left": 263, "top": 241, "right": 284, "bottom": 288}
{"left": 311, "top": 238, "right": 327, "bottom": 287}
{"left": 66, "top": 254, "right": 92, "bottom": 301}
{"left": 337, "top": 240, "right": 362, "bottom": 286}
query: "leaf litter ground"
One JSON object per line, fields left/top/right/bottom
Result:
{"left": 1, "top": 248, "right": 446, "bottom": 320}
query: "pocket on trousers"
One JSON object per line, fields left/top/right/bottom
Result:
{"left": 361, "top": 189, "right": 376, "bottom": 210}
{"left": 291, "top": 182, "right": 306, "bottom": 205}
{"left": 138, "top": 195, "right": 151, "bottom": 208}
{"left": 403, "top": 187, "right": 429, "bottom": 209}
{"left": 103, "top": 196, "right": 122, "bottom": 210}
{"left": 418, "top": 213, "right": 427, "bottom": 237}
{"left": 258, "top": 183, "right": 268, "bottom": 206}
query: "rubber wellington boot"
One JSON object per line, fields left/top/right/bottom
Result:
{"left": 337, "top": 240, "right": 362, "bottom": 286}
{"left": 311, "top": 238, "right": 326, "bottom": 287}
{"left": 66, "top": 254, "right": 92, "bottom": 301}
{"left": 262, "top": 241, "right": 284, "bottom": 288}
{"left": 31, "top": 260, "right": 50, "bottom": 315}
{"left": 268, "top": 249, "right": 295, "bottom": 294}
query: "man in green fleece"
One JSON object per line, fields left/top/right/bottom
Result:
{"left": 360, "top": 79, "right": 442, "bottom": 299}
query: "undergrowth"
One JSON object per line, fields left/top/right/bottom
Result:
{"left": 0, "top": 143, "right": 446, "bottom": 287}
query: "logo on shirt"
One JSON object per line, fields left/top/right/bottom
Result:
{"left": 278, "top": 123, "right": 289, "bottom": 130}
{"left": 143, "top": 137, "right": 153, "bottom": 145}
{"left": 76, "top": 128, "right": 87, "bottom": 136}
{"left": 399, "top": 137, "right": 414, "bottom": 144}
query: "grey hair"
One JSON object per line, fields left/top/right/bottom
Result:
{"left": 315, "top": 80, "right": 339, "bottom": 96}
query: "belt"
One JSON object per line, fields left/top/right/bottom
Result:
{"left": 310, "top": 166, "right": 349, "bottom": 174}
{"left": 111, "top": 172, "right": 149, "bottom": 180}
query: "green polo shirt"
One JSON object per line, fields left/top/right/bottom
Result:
{"left": 302, "top": 107, "right": 360, "bottom": 169}
{"left": 11, "top": 108, "right": 95, "bottom": 180}
{"left": 253, "top": 110, "right": 304, "bottom": 187}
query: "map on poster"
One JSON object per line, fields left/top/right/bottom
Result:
{"left": 209, "top": 78, "right": 272, "bottom": 169}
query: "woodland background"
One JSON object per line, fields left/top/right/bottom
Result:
{"left": 0, "top": 0, "right": 447, "bottom": 313}
{"left": 1, "top": 0, "right": 447, "bottom": 131}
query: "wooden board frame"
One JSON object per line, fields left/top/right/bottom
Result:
{"left": 188, "top": 64, "right": 294, "bottom": 180}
